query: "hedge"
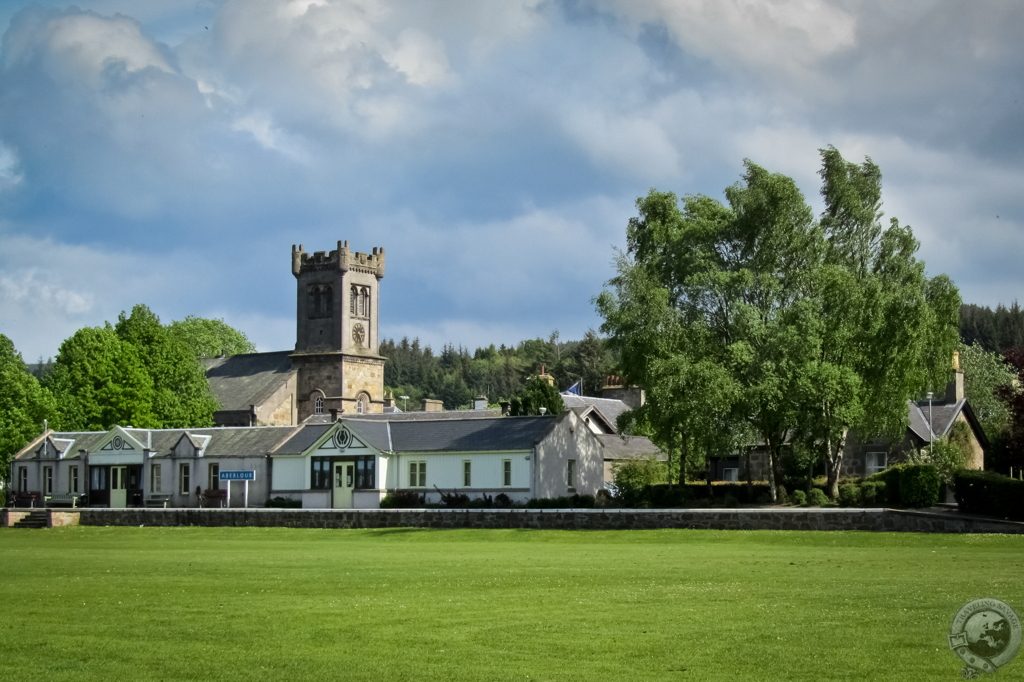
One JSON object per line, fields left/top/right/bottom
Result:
{"left": 954, "top": 470, "right": 1024, "bottom": 521}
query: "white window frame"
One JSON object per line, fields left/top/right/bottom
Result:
{"left": 502, "top": 459, "right": 512, "bottom": 487}
{"left": 43, "top": 466, "right": 53, "bottom": 495}
{"left": 463, "top": 460, "right": 472, "bottom": 487}
{"left": 409, "top": 461, "right": 426, "bottom": 488}
{"left": 151, "top": 463, "right": 162, "bottom": 493}
{"left": 69, "top": 466, "right": 79, "bottom": 494}
{"left": 179, "top": 463, "right": 190, "bottom": 495}
{"left": 208, "top": 463, "right": 220, "bottom": 490}
{"left": 865, "top": 451, "right": 887, "bottom": 475}
{"left": 314, "top": 395, "right": 324, "bottom": 415}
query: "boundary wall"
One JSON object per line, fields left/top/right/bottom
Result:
{"left": 4, "top": 507, "right": 1021, "bottom": 533}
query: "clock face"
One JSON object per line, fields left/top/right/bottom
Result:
{"left": 352, "top": 322, "right": 366, "bottom": 346}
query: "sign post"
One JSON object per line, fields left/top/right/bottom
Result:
{"left": 219, "top": 470, "right": 256, "bottom": 508}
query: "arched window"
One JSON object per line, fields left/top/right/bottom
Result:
{"left": 313, "top": 395, "right": 324, "bottom": 415}
{"left": 360, "top": 288, "right": 370, "bottom": 318}
{"left": 350, "top": 285, "right": 358, "bottom": 314}
{"left": 356, "top": 393, "right": 369, "bottom": 415}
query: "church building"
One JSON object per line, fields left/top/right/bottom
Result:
{"left": 204, "top": 241, "right": 386, "bottom": 426}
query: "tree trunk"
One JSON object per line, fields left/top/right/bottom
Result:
{"left": 825, "top": 428, "right": 848, "bottom": 499}
{"left": 765, "top": 435, "right": 778, "bottom": 503}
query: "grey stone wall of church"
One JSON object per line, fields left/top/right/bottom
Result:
{"left": 63, "top": 508, "right": 1024, "bottom": 533}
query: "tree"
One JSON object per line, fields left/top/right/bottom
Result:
{"left": 599, "top": 148, "right": 959, "bottom": 501}
{"left": 0, "top": 334, "right": 58, "bottom": 483}
{"left": 509, "top": 375, "right": 565, "bottom": 416}
{"left": 166, "top": 316, "right": 256, "bottom": 358}
{"left": 116, "top": 305, "right": 217, "bottom": 428}
{"left": 45, "top": 326, "right": 157, "bottom": 431}
{"left": 959, "top": 341, "right": 1016, "bottom": 439}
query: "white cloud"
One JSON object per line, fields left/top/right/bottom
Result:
{"left": 0, "top": 140, "right": 22, "bottom": 190}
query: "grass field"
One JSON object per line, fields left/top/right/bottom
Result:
{"left": 1, "top": 527, "right": 1021, "bottom": 680}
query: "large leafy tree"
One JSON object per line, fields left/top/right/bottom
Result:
{"left": 509, "top": 375, "right": 565, "bottom": 416}
{"left": 166, "top": 315, "right": 256, "bottom": 359}
{"left": 599, "top": 148, "right": 959, "bottom": 500}
{"left": 0, "top": 334, "right": 58, "bottom": 481}
{"left": 45, "top": 326, "right": 157, "bottom": 431}
{"left": 116, "top": 305, "right": 217, "bottom": 427}
{"left": 959, "top": 341, "right": 1016, "bottom": 440}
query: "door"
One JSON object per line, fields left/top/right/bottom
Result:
{"left": 110, "top": 466, "right": 127, "bottom": 508}
{"left": 333, "top": 462, "right": 354, "bottom": 509}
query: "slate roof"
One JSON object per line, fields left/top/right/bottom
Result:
{"left": 560, "top": 394, "right": 631, "bottom": 432}
{"left": 18, "top": 426, "right": 298, "bottom": 460}
{"left": 596, "top": 434, "right": 664, "bottom": 460}
{"left": 907, "top": 398, "right": 987, "bottom": 446}
{"left": 388, "top": 416, "right": 557, "bottom": 453}
{"left": 357, "top": 409, "right": 502, "bottom": 421}
{"left": 203, "top": 351, "right": 296, "bottom": 411}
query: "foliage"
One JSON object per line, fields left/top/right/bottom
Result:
{"left": 907, "top": 423, "right": 970, "bottom": 485}
{"left": 166, "top": 316, "right": 256, "bottom": 358}
{"left": 0, "top": 334, "right": 58, "bottom": 481}
{"left": 45, "top": 326, "right": 158, "bottom": 431}
{"left": 526, "top": 494, "right": 596, "bottom": 508}
{"left": 958, "top": 341, "right": 1015, "bottom": 438}
{"left": 612, "top": 457, "right": 667, "bottom": 506}
{"left": 789, "top": 489, "right": 807, "bottom": 506}
{"left": 994, "top": 348, "right": 1024, "bottom": 474}
{"left": 806, "top": 488, "right": 830, "bottom": 507}
{"left": 960, "top": 302, "right": 1024, "bottom": 353}
{"left": 264, "top": 496, "right": 301, "bottom": 508}
{"left": 379, "top": 490, "right": 425, "bottom": 508}
{"left": 508, "top": 375, "right": 564, "bottom": 416}
{"left": 116, "top": 305, "right": 217, "bottom": 428}
{"left": 897, "top": 464, "right": 942, "bottom": 508}
{"left": 598, "top": 148, "right": 959, "bottom": 501}
{"left": 837, "top": 483, "right": 862, "bottom": 507}
{"left": 954, "top": 470, "right": 1024, "bottom": 520}
{"left": 859, "top": 480, "right": 886, "bottom": 506}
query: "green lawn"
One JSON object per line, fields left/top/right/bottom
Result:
{"left": 0, "top": 527, "right": 1021, "bottom": 681}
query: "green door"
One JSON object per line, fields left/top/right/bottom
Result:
{"left": 110, "top": 466, "right": 127, "bottom": 508}
{"left": 333, "top": 462, "right": 354, "bottom": 509}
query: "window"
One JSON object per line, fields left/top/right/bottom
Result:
{"left": 355, "top": 457, "right": 375, "bottom": 489}
{"left": 150, "top": 464, "right": 162, "bottom": 492}
{"left": 43, "top": 466, "right": 53, "bottom": 495}
{"left": 314, "top": 395, "right": 324, "bottom": 415}
{"left": 502, "top": 459, "right": 512, "bottom": 487}
{"left": 722, "top": 467, "right": 739, "bottom": 482}
{"left": 69, "top": 466, "right": 79, "bottom": 494}
{"left": 179, "top": 463, "right": 190, "bottom": 495}
{"left": 18, "top": 467, "right": 28, "bottom": 492}
{"left": 463, "top": 460, "right": 472, "bottom": 487}
{"left": 311, "top": 459, "right": 331, "bottom": 489}
{"left": 567, "top": 459, "right": 576, "bottom": 491}
{"left": 356, "top": 393, "right": 368, "bottom": 414}
{"left": 208, "top": 463, "right": 220, "bottom": 490}
{"left": 409, "top": 461, "right": 426, "bottom": 488}
{"left": 90, "top": 467, "right": 107, "bottom": 492}
{"left": 351, "top": 285, "right": 370, "bottom": 318}
{"left": 865, "top": 452, "right": 887, "bottom": 475}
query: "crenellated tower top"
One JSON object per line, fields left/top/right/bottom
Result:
{"left": 292, "top": 241, "right": 385, "bottom": 279}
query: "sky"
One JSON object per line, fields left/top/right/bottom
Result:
{"left": 0, "top": 0, "right": 1022, "bottom": 363}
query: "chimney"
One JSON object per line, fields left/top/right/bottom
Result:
{"left": 946, "top": 351, "right": 965, "bottom": 402}
{"left": 383, "top": 391, "right": 395, "bottom": 409}
{"left": 421, "top": 398, "right": 444, "bottom": 413}
{"left": 329, "top": 408, "right": 338, "bottom": 421}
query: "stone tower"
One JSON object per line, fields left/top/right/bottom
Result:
{"left": 291, "top": 241, "right": 386, "bottom": 420}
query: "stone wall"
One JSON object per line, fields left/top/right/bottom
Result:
{"left": 61, "top": 507, "right": 1024, "bottom": 534}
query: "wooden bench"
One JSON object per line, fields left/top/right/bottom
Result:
{"left": 12, "top": 491, "right": 42, "bottom": 508}
{"left": 144, "top": 494, "right": 173, "bottom": 508}
{"left": 200, "top": 489, "right": 227, "bottom": 508}
{"left": 45, "top": 493, "right": 85, "bottom": 508}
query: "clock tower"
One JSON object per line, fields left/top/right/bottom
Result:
{"left": 291, "top": 241, "right": 385, "bottom": 420}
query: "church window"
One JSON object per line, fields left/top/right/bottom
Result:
{"left": 314, "top": 395, "right": 325, "bottom": 415}
{"left": 356, "top": 393, "right": 369, "bottom": 414}
{"left": 350, "top": 285, "right": 358, "bottom": 314}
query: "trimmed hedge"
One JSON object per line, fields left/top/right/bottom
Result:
{"left": 954, "top": 470, "right": 1024, "bottom": 521}
{"left": 898, "top": 464, "right": 942, "bottom": 508}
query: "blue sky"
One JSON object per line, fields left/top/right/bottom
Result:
{"left": 1, "top": 1, "right": 1022, "bottom": 362}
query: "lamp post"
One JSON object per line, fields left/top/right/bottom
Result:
{"left": 399, "top": 395, "right": 409, "bottom": 412}
{"left": 926, "top": 391, "right": 934, "bottom": 446}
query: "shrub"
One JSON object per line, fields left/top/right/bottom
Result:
{"left": 789, "top": 489, "right": 807, "bottom": 506}
{"left": 837, "top": 483, "right": 862, "bottom": 507}
{"left": 859, "top": 480, "right": 886, "bottom": 507}
{"left": 867, "top": 465, "right": 904, "bottom": 505}
{"left": 721, "top": 494, "right": 740, "bottom": 508}
{"left": 613, "top": 457, "right": 667, "bottom": 506}
{"left": 806, "top": 488, "right": 830, "bottom": 507}
{"left": 898, "top": 464, "right": 942, "bottom": 508}
{"left": 494, "top": 493, "right": 513, "bottom": 508}
{"left": 379, "top": 491, "right": 425, "bottom": 508}
{"left": 954, "top": 470, "right": 1024, "bottom": 520}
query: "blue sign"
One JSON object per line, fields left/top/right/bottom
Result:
{"left": 219, "top": 470, "right": 256, "bottom": 481}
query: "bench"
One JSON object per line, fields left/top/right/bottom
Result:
{"left": 144, "top": 494, "right": 173, "bottom": 508}
{"left": 12, "top": 491, "right": 41, "bottom": 508}
{"left": 45, "top": 493, "right": 85, "bottom": 508}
